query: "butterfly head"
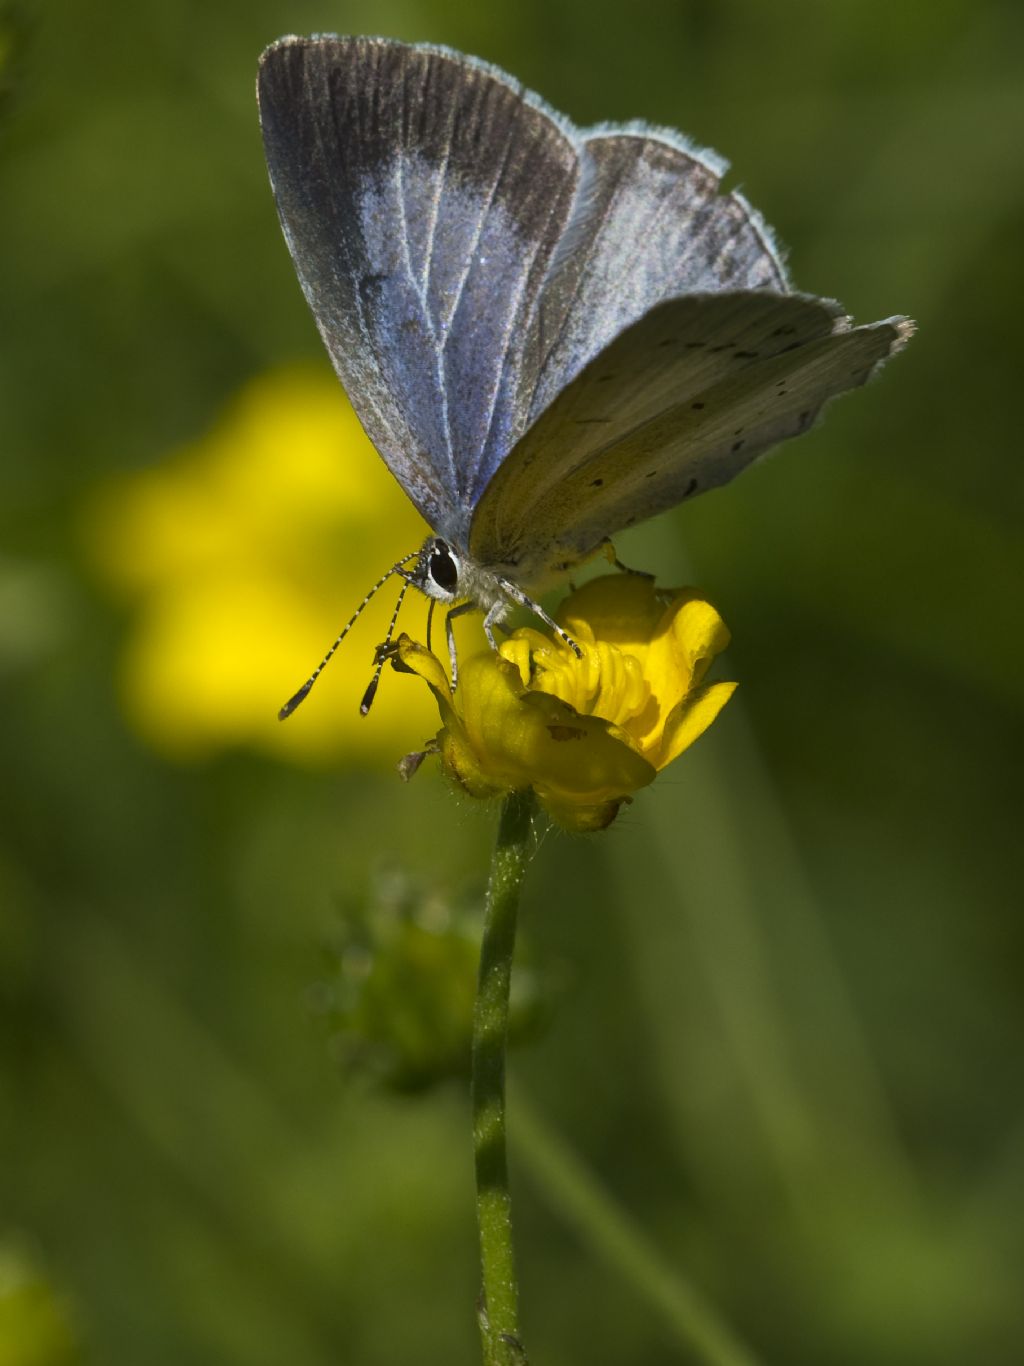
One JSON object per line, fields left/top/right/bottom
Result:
{"left": 408, "top": 535, "right": 511, "bottom": 618}
{"left": 410, "top": 536, "right": 463, "bottom": 604}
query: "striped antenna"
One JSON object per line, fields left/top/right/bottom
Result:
{"left": 359, "top": 576, "right": 411, "bottom": 716}
{"left": 278, "top": 550, "right": 419, "bottom": 720}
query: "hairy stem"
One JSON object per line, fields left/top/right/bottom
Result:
{"left": 472, "top": 788, "right": 536, "bottom": 1366}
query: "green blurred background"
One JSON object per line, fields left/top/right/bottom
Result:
{"left": 2, "top": 0, "right": 1023, "bottom": 1362}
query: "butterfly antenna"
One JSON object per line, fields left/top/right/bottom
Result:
{"left": 278, "top": 552, "right": 419, "bottom": 720}
{"left": 359, "top": 577, "right": 411, "bottom": 716}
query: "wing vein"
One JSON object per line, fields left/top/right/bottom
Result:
{"left": 440, "top": 105, "right": 519, "bottom": 359}
{"left": 396, "top": 64, "right": 458, "bottom": 488}
{"left": 467, "top": 251, "right": 536, "bottom": 495}
{"left": 421, "top": 70, "right": 454, "bottom": 299}
{"left": 439, "top": 102, "right": 521, "bottom": 497}
{"left": 526, "top": 152, "right": 631, "bottom": 421}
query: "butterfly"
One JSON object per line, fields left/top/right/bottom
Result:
{"left": 257, "top": 35, "right": 913, "bottom": 716}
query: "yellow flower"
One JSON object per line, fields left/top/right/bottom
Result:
{"left": 397, "top": 573, "right": 737, "bottom": 831}
{"left": 81, "top": 368, "right": 474, "bottom": 764}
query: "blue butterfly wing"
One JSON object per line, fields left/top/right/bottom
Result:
{"left": 260, "top": 46, "right": 912, "bottom": 583}
{"left": 522, "top": 130, "right": 787, "bottom": 425}
{"left": 258, "top": 36, "right": 581, "bottom": 543}
{"left": 464, "top": 125, "right": 792, "bottom": 509}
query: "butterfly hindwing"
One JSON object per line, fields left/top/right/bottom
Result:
{"left": 470, "top": 293, "right": 912, "bottom": 576}
{"left": 258, "top": 36, "right": 581, "bottom": 542}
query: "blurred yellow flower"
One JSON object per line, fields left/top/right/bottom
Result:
{"left": 82, "top": 368, "right": 473, "bottom": 764}
{"left": 397, "top": 574, "right": 737, "bottom": 831}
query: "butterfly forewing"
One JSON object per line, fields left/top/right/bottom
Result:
{"left": 258, "top": 37, "right": 580, "bottom": 543}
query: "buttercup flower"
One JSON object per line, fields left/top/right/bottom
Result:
{"left": 398, "top": 573, "right": 737, "bottom": 832}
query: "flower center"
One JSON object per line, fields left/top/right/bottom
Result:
{"left": 504, "top": 635, "right": 654, "bottom": 734}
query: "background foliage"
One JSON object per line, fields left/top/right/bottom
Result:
{"left": 2, "top": 0, "right": 1022, "bottom": 1362}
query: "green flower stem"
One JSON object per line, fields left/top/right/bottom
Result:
{"left": 472, "top": 788, "right": 537, "bottom": 1366}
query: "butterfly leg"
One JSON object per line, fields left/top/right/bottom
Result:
{"left": 445, "top": 601, "right": 476, "bottom": 690}
{"left": 482, "top": 601, "right": 511, "bottom": 651}
{"left": 495, "top": 576, "right": 582, "bottom": 658}
{"left": 600, "top": 538, "right": 654, "bottom": 579}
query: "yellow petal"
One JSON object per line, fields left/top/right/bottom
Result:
{"left": 655, "top": 681, "right": 738, "bottom": 770}
{"left": 667, "top": 596, "right": 732, "bottom": 690}
{"left": 559, "top": 573, "right": 665, "bottom": 648}
{"left": 520, "top": 690, "right": 657, "bottom": 806}
{"left": 629, "top": 593, "right": 730, "bottom": 754}
{"left": 438, "top": 726, "right": 506, "bottom": 800}
{"left": 395, "top": 634, "right": 455, "bottom": 708}
{"left": 460, "top": 654, "right": 651, "bottom": 796}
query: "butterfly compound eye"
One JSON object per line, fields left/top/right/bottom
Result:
{"left": 428, "top": 540, "right": 460, "bottom": 595}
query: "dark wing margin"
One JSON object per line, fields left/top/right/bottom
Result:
{"left": 258, "top": 36, "right": 581, "bottom": 540}
{"left": 470, "top": 292, "right": 913, "bottom": 577}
